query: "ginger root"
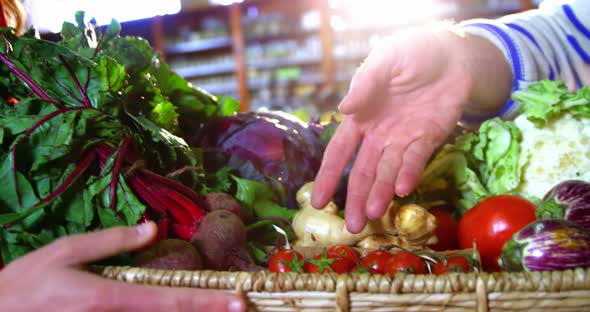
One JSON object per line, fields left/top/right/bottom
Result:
{"left": 292, "top": 182, "right": 437, "bottom": 249}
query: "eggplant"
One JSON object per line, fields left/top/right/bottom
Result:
{"left": 537, "top": 180, "right": 590, "bottom": 230}
{"left": 499, "top": 219, "right": 590, "bottom": 272}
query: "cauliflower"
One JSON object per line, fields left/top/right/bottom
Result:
{"left": 515, "top": 114, "right": 590, "bottom": 199}
{"left": 417, "top": 80, "right": 590, "bottom": 214}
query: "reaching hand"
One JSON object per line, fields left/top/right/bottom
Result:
{"left": 0, "top": 222, "right": 245, "bottom": 312}
{"left": 312, "top": 27, "right": 507, "bottom": 233}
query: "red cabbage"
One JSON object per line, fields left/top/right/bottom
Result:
{"left": 192, "top": 111, "right": 326, "bottom": 209}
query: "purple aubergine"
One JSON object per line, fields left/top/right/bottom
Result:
{"left": 537, "top": 180, "right": 590, "bottom": 230}
{"left": 499, "top": 219, "right": 590, "bottom": 272}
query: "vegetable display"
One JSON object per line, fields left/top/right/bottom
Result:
{"left": 2, "top": 12, "right": 590, "bottom": 278}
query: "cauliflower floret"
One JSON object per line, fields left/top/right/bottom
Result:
{"left": 515, "top": 114, "right": 590, "bottom": 200}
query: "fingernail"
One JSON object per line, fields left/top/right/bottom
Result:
{"left": 228, "top": 299, "right": 245, "bottom": 312}
{"left": 136, "top": 222, "right": 152, "bottom": 239}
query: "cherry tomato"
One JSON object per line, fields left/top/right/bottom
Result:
{"left": 327, "top": 245, "right": 360, "bottom": 263}
{"left": 304, "top": 253, "right": 356, "bottom": 274}
{"left": 430, "top": 208, "right": 459, "bottom": 251}
{"left": 384, "top": 251, "right": 427, "bottom": 276}
{"left": 432, "top": 255, "right": 472, "bottom": 275}
{"left": 268, "top": 249, "right": 305, "bottom": 273}
{"left": 359, "top": 250, "right": 393, "bottom": 274}
{"left": 458, "top": 195, "right": 536, "bottom": 271}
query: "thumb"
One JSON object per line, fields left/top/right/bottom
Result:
{"left": 43, "top": 222, "right": 157, "bottom": 266}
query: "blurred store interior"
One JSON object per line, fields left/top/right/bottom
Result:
{"left": 28, "top": 0, "right": 538, "bottom": 122}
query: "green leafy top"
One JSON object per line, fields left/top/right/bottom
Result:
{"left": 0, "top": 13, "right": 240, "bottom": 264}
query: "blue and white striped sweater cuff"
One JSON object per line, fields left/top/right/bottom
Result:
{"left": 455, "top": 21, "right": 529, "bottom": 127}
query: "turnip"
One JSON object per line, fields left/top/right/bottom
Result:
{"left": 191, "top": 210, "right": 260, "bottom": 271}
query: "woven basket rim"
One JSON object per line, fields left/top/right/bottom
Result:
{"left": 96, "top": 266, "right": 590, "bottom": 295}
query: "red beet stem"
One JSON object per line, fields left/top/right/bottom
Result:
{"left": 10, "top": 107, "right": 91, "bottom": 207}
{"left": 109, "top": 137, "right": 132, "bottom": 209}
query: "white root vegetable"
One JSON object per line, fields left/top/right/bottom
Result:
{"left": 292, "top": 182, "right": 437, "bottom": 249}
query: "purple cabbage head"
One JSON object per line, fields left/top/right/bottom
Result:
{"left": 192, "top": 111, "right": 329, "bottom": 209}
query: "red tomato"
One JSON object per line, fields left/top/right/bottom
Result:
{"left": 458, "top": 195, "right": 536, "bottom": 272}
{"left": 359, "top": 250, "right": 393, "bottom": 274}
{"left": 327, "top": 245, "right": 360, "bottom": 263}
{"left": 384, "top": 251, "right": 427, "bottom": 276}
{"left": 268, "top": 250, "right": 305, "bottom": 273}
{"left": 432, "top": 256, "right": 472, "bottom": 275}
{"left": 304, "top": 254, "right": 356, "bottom": 274}
{"left": 430, "top": 208, "right": 459, "bottom": 251}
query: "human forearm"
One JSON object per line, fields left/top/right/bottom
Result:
{"left": 443, "top": 30, "right": 513, "bottom": 119}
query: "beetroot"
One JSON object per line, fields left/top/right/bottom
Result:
{"left": 132, "top": 239, "right": 203, "bottom": 270}
{"left": 191, "top": 210, "right": 259, "bottom": 271}
{"left": 204, "top": 192, "right": 244, "bottom": 219}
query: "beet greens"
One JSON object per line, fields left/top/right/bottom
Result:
{"left": 0, "top": 13, "right": 232, "bottom": 264}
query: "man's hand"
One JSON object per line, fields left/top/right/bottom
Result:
{"left": 312, "top": 27, "right": 511, "bottom": 233}
{"left": 0, "top": 222, "right": 245, "bottom": 312}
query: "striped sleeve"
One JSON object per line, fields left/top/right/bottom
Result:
{"left": 457, "top": 0, "right": 590, "bottom": 126}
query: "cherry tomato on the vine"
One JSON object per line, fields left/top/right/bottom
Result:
{"left": 432, "top": 255, "right": 472, "bottom": 275}
{"left": 327, "top": 245, "right": 360, "bottom": 263}
{"left": 458, "top": 194, "right": 536, "bottom": 271}
{"left": 268, "top": 249, "right": 305, "bottom": 273}
{"left": 360, "top": 250, "right": 393, "bottom": 274}
{"left": 384, "top": 251, "right": 427, "bottom": 276}
{"left": 304, "top": 253, "right": 356, "bottom": 274}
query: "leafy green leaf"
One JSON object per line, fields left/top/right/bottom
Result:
{"left": 233, "top": 176, "right": 295, "bottom": 221}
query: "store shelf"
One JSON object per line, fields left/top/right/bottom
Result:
{"left": 172, "top": 62, "right": 236, "bottom": 79}
{"left": 166, "top": 37, "right": 232, "bottom": 55}
{"left": 153, "top": 0, "right": 532, "bottom": 112}
{"left": 166, "top": 30, "right": 318, "bottom": 55}
{"left": 248, "top": 57, "right": 322, "bottom": 70}
{"left": 245, "top": 30, "right": 318, "bottom": 44}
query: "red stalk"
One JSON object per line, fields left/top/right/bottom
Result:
{"left": 142, "top": 174, "right": 205, "bottom": 222}
{"left": 0, "top": 37, "right": 62, "bottom": 108}
{"left": 93, "top": 142, "right": 205, "bottom": 241}
{"left": 109, "top": 137, "right": 131, "bottom": 209}
{"left": 171, "top": 224, "right": 194, "bottom": 241}
{"left": 58, "top": 55, "right": 91, "bottom": 108}
{"left": 11, "top": 107, "right": 92, "bottom": 207}
{"left": 126, "top": 174, "right": 167, "bottom": 215}
{"left": 141, "top": 170, "right": 206, "bottom": 210}
{"left": 32, "top": 150, "right": 96, "bottom": 208}
{"left": 149, "top": 186, "right": 193, "bottom": 227}
{"left": 157, "top": 217, "right": 169, "bottom": 241}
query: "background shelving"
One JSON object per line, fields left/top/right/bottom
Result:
{"left": 41, "top": 0, "right": 534, "bottom": 118}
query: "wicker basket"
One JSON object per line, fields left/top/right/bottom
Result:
{"left": 97, "top": 266, "right": 590, "bottom": 311}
